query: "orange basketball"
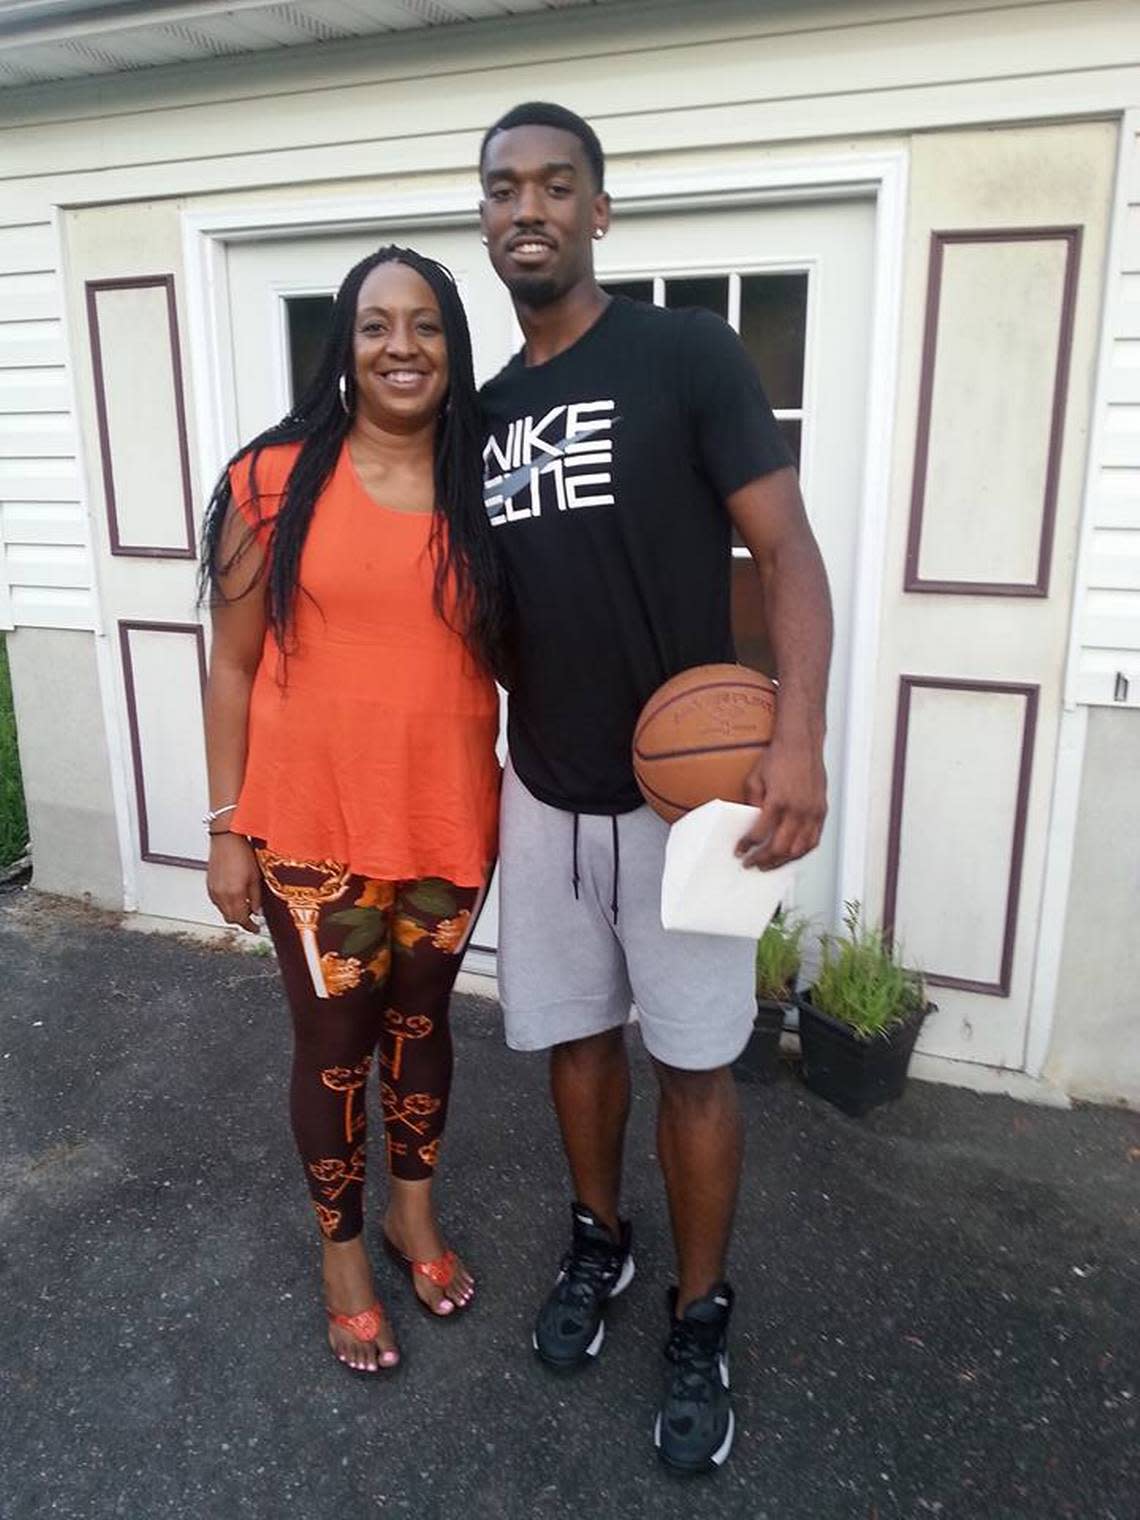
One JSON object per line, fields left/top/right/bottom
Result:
{"left": 632, "top": 664, "right": 776, "bottom": 824}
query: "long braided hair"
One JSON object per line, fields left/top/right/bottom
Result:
{"left": 199, "top": 245, "right": 506, "bottom": 677}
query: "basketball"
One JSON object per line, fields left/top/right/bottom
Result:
{"left": 632, "top": 664, "right": 777, "bottom": 824}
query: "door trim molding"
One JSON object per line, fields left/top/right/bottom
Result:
{"left": 118, "top": 619, "right": 209, "bottom": 871}
{"left": 883, "top": 675, "right": 1040, "bottom": 998}
{"left": 86, "top": 273, "right": 198, "bottom": 560}
{"left": 181, "top": 147, "right": 909, "bottom": 929}
{"left": 904, "top": 225, "right": 1082, "bottom": 598}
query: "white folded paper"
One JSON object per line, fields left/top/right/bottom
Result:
{"left": 661, "top": 800, "right": 795, "bottom": 938}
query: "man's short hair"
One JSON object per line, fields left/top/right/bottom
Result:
{"left": 479, "top": 101, "right": 605, "bottom": 191}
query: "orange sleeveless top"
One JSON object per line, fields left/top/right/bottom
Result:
{"left": 229, "top": 441, "right": 499, "bottom": 887}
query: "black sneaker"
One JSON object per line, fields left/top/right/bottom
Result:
{"left": 532, "top": 1202, "right": 635, "bottom": 1371}
{"left": 654, "top": 1282, "right": 735, "bottom": 1475}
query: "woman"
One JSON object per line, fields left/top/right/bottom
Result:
{"left": 200, "top": 246, "right": 505, "bottom": 1375}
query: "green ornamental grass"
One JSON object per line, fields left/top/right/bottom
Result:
{"left": 755, "top": 909, "right": 808, "bottom": 1000}
{"left": 0, "top": 637, "right": 29, "bottom": 869}
{"left": 811, "top": 901, "right": 925, "bottom": 1040}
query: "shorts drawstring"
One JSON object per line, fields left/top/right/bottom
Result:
{"left": 610, "top": 815, "right": 620, "bottom": 926}
{"left": 570, "top": 811, "right": 621, "bottom": 924}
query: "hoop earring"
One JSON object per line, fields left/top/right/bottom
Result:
{"left": 338, "top": 373, "right": 352, "bottom": 416}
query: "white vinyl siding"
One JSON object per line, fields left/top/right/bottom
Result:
{"left": 1071, "top": 115, "right": 1140, "bottom": 709}
{"left": 0, "top": 223, "right": 94, "bottom": 632}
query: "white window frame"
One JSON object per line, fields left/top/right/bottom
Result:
{"left": 600, "top": 258, "right": 814, "bottom": 555}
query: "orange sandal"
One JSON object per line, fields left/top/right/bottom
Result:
{"left": 382, "top": 1234, "right": 474, "bottom": 1319}
{"left": 326, "top": 1301, "right": 400, "bottom": 1374}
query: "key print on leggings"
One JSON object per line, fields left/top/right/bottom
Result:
{"left": 254, "top": 847, "right": 482, "bottom": 1241}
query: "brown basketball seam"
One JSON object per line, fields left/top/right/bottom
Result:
{"left": 635, "top": 676, "right": 776, "bottom": 736}
{"left": 635, "top": 771, "right": 760, "bottom": 815}
{"left": 634, "top": 691, "right": 775, "bottom": 748}
{"left": 635, "top": 773, "right": 693, "bottom": 814}
{"left": 633, "top": 737, "right": 772, "bottom": 762}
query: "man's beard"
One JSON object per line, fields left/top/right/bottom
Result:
{"left": 504, "top": 271, "right": 564, "bottom": 308}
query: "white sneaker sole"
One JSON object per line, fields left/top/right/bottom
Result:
{"left": 608, "top": 1252, "right": 636, "bottom": 1300}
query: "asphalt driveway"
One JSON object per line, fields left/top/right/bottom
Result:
{"left": 1, "top": 890, "right": 1137, "bottom": 1519}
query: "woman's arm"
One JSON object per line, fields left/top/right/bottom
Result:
{"left": 204, "top": 507, "right": 268, "bottom": 932}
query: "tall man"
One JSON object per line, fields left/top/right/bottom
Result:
{"left": 478, "top": 102, "right": 832, "bottom": 1475}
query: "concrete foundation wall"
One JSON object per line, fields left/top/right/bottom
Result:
{"left": 1046, "top": 708, "right": 1140, "bottom": 1106}
{"left": 6, "top": 627, "right": 123, "bottom": 909}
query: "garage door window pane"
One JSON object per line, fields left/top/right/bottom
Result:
{"left": 602, "top": 279, "right": 654, "bottom": 303}
{"left": 286, "top": 295, "right": 335, "bottom": 406}
{"left": 731, "top": 560, "right": 775, "bottom": 676}
{"left": 740, "top": 273, "right": 807, "bottom": 410}
{"left": 665, "top": 276, "right": 729, "bottom": 319}
{"left": 778, "top": 418, "right": 802, "bottom": 470}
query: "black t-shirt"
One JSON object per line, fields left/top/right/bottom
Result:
{"left": 480, "top": 295, "right": 791, "bottom": 815}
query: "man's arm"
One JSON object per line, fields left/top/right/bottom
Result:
{"left": 725, "top": 465, "right": 832, "bottom": 870}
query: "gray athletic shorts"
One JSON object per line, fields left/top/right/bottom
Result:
{"left": 498, "top": 761, "right": 756, "bottom": 1071}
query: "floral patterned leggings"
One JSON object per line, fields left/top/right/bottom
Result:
{"left": 255, "top": 846, "right": 482, "bottom": 1243}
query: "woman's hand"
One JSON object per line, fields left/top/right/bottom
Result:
{"left": 207, "top": 833, "right": 263, "bottom": 932}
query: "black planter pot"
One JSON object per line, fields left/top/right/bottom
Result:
{"left": 795, "top": 993, "right": 928, "bottom": 1116}
{"left": 732, "top": 995, "right": 791, "bottom": 1085}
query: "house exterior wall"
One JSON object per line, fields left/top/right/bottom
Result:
{"left": 3, "top": 2, "right": 1139, "bottom": 663}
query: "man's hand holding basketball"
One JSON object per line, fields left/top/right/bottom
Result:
{"left": 736, "top": 732, "right": 827, "bottom": 870}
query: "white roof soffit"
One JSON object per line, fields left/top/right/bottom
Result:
{"left": 0, "top": 0, "right": 625, "bottom": 87}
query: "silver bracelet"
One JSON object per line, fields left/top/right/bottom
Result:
{"left": 203, "top": 802, "right": 238, "bottom": 826}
